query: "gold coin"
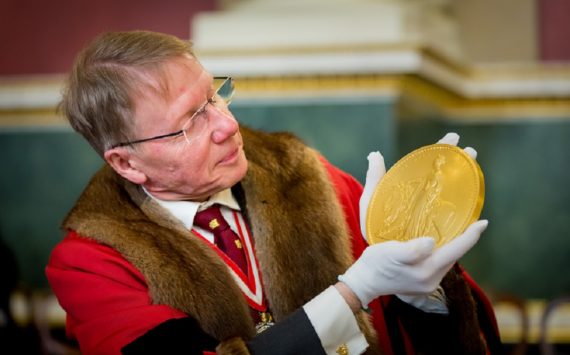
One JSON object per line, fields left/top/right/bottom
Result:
{"left": 366, "top": 144, "right": 484, "bottom": 247}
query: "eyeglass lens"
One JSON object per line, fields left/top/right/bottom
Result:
{"left": 214, "top": 77, "right": 235, "bottom": 105}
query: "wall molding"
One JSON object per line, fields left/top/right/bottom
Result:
{"left": 1, "top": 50, "right": 569, "bottom": 127}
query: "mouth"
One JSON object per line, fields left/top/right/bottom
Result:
{"left": 218, "top": 146, "right": 240, "bottom": 165}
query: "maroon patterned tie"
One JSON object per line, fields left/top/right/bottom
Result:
{"left": 194, "top": 205, "right": 248, "bottom": 276}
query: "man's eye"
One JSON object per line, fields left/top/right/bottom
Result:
{"left": 197, "top": 98, "right": 216, "bottom": 115}
{"left": 194, "top": 104, "right": 208, "bottom": 117}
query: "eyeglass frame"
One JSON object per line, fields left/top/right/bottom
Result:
{"left": 109, "top": 76, "right": 234, "bottom": 149}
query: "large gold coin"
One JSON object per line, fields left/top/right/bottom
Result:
{"left": 366, "top": 144, "right": 484, "bottom": 247}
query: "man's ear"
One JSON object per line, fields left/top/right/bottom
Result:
{"left": 104, "top": 148, "right": 147, "bottom": 185}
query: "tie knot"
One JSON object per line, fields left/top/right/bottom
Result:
{"left": 194, "top": 205, "right": 231, "bottom": 232}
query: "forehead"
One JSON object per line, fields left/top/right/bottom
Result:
{"left": 131, "top": 56, "right": 211, "bottom": 133}
{"left": 133, "top": 56, "right": 212, "bottom": 111}
{"left": 142, "top": 55, "right": 208, "bottom": 100}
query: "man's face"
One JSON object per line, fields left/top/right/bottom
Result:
{"left": 123, "top": 56, "right": 248, "bottom": 201}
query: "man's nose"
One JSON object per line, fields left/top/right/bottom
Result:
{"left": 209, "top": 105, "right": 239, "bottom": 143}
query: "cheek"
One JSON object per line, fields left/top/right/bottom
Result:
{"left": 176, "top": 149, "right": 212, "bottom": 180}
{"left": 140, "top": 146, "right": 187, "bottom": 177}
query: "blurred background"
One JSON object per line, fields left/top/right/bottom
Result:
{"left": 1, "top": 0, "right": 569, "bottom": 353}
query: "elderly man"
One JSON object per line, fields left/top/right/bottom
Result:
{"left": 46, "top": 31, "right": 501, "bottom": 355}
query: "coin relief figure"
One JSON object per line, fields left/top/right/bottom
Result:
{"left": 379, "top": 154, "right": 459, "bottom": 245}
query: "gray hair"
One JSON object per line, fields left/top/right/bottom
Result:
{"left": 60, "top": 31, "right": 194, "bottom": 156}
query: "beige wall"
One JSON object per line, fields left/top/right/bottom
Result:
{"left": 452, "top": 0, "right": 537, "bottom": 64}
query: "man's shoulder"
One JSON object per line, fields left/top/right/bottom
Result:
{"left": 47, "top": 230, "right": 146, "bottom": 284}
{"left": 49, "top": 231, "right": 122, "bottom": 265}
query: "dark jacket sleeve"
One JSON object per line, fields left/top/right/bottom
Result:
{"left": 122, "top": 317, "right": 218, "bottom": 355}
{"left": 246, "top": 308, "right": 326, "bottom": 355}
{"left": 122, "top": 308, "right": 326, "bottom": 355}
{"left": 122, "top": 308, "right": 325, "bottom": 355}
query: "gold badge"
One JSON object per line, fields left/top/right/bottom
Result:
{"left": 336, "top": 344, "right": 349, "bottom": 355}
{"left": 366, "top": 144, "right": 484, "bottom": 247}
{"left": 255, "top": 312, "right": 275, "bottom": 334}
{"left": 234, "top": 239, "right": 243, "bottom": 249}
{"left": 209, "top": 219, "right": 220, "bottom": 229}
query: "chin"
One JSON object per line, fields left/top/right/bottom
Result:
{"left": 204, "top": 152, "right": 248, "bottom": 196}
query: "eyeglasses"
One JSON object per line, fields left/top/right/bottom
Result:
{"left": 109, "top": 76, "right": 234, "bottom": 149}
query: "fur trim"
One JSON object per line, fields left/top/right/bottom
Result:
{"left": 240, "top": 128, "right": 355, "bottom": 319}
{"left": 441, "top": 264, "right": 487, "bottom": 354}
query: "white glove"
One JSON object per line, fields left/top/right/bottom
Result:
{"left": 437, "top": 132, "right": 477, "bottom": 159}
{"left": 358, "top": 151, "right": 386, "bottom": 239}
{"left": 339, "top": 220, "right": 488, "bottom": 307}
{"left": 346, "top": 132, "right": 486, "bottom": 308}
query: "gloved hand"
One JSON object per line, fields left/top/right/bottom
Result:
{"left": 344, "top": 133, "right": 487, "bottom": 308}
{"left": 339, "top": 220, "right": 487, "bottom": 307}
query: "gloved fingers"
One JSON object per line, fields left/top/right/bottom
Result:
{"left": 431, "top": 220, "right": 488, "bottom": 268}
{"left": 363, "top": 152, "right": 386, "bottom": 194}
{"left": 437, "top": 132, "right": 460, "bottom": 146}
{"left": 437, "top": 132, "right": 478, "bottom": 160}
{"left": 382, "top": 237, "right": 436, "bottom": 265}
{"left": 464, "top": 146, "right": 478, "bottom": 160}
{"left": 359, "top": 151, "right": 386, "bottom": 238}
{"left": 396, "top": 286, "right": 448, "bottom": 314}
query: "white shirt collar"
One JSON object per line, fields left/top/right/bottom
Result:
{"left": 143, "top": 187, "right": 241, "bottom": 230}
